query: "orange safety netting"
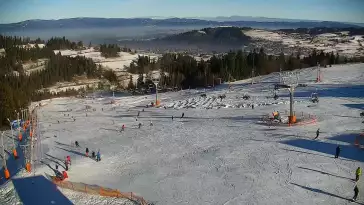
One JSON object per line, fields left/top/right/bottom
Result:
{"left": 51, "top": 178, "right": 148, "bottom": 205}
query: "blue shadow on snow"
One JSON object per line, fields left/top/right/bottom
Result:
{"left": 12, "top": 175, "right": 73, "bottom": 205}
{"left": 281, "top": 138, "right": 364, "bottom": 162}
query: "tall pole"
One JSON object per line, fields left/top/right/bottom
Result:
{"left": 1, "top": 132, "right": 6, "bottom": 169}
{"left": 251, "top": 54, "right": 255, "bottom": 85}
{"left": 8, "top": 119, "right": 15, "bottom": 147}
{"left": 317, "top": 62, "right": 321, "bottom": 82}
{"left": 289, "top": 87, "right": 294, "bottom": 119}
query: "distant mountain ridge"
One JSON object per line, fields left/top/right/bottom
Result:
{"left": 0, "top": 17, "right": 361, "bottom": 32}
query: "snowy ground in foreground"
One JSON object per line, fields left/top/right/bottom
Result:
{"left": 2, "top": 63, "right": 364, "bottom": 205}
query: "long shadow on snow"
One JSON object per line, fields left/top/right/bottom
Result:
{"left": 290, "top": 182, "right": 357, "bottom": 203}
{"left": 45, "top": 153, "right": 65, "bottom": 163}
{"left": 0, "top": 129, "right": 29, "bottom": 186}
{"left": 279, "top": 84, "right": 364, "bottom": 99}
{"left": 281, "top": 138, "right": 364, "bottom": 162}
{"left": 328, "top": 133, "right": 359, "bottom": 144}
{"left": 297, "top": 166, "right": 353, "bottom": 181}
{"left": 55, "top": 141, "right": 76, "bottom": 148}
{"left": 44, "top": 157, "right": 66, "bottom": 170}
{"left": 55, "top": 146, "right": 91, "bottom": 160}
{"left": 343, "top": 104, "right": 364, "bottom": 110}
{"left": 12, "top": 175, "right": 73, "bottom": 205}
{"left": 281, "top": 148, "right": 354, "bottom": 162}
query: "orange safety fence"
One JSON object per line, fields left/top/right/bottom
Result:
{"left": 51, "top": 178, "right": 148, "bottom": 205}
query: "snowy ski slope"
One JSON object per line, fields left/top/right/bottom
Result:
{"left": 1, "top": 63, "right": 364, "bottom": 205}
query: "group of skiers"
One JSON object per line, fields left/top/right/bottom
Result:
{"left": 85, "top": 147, "right": 101, "bottom": 162}
{"left": 313, "top": 128, "right": 362, "bottom": 202}
{"left": 54, "top": 155, "right": 71, "bottom": 180}
{"left": 314, "top": 128, "right": 341, "bottom": 158}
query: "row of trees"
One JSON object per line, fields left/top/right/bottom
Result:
{"left": 126, "top": 48, "right": 364, "bottom": 90}
{"left": 46, "top": 37, "right": 84, "bottom": 50}
{"left": 0, "top": 35, "right": 44, "bottom": 49}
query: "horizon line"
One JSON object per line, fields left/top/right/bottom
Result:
{"left": 1, "top": 15, "right": 363, "bottom": 25}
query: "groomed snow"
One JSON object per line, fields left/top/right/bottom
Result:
{"left": 1, "top": 63, "right": 364, "bottom": 204}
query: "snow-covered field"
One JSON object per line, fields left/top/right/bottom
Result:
{"left": 1, "top": 63, "right": 364, "bottom": 204}
{"left": 53, "top": 48, "right": 159, "bottom": 72}
{"left": 244, "top": 29, "right": 364, "bottom": 57}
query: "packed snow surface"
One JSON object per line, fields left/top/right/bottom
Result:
{"left": 1, "top": 63, "right": 364, "bottom": 204}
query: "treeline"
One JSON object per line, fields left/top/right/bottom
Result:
{"left": 46, "top": 37, "right": 83, "bottom": 50}
{"left": 0, "top": 35, "right": 44, "bottom": 49}
{"left": 126, "top": 48, "right": 364, "bottom": 90}
{"left": 99, "top": 44, "right": 132, "bottom": 58}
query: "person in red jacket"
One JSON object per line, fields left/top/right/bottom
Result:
{"left": 62, "top": 171, "right": 68, "bottom": 179}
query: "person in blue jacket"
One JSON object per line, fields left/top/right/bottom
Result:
{"left": 96, "top": 150, "right": 101, "bottom": 162}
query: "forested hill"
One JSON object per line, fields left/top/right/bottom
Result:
{"left": 156, "top": 27, "right": 251, "bottom": 45}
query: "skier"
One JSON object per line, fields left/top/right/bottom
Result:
{"left": 150, "top": 121, "right": 153, "bottom": 126}
{"left": 315, "top": 128, "right": 320, "bottom": 139}
{"left": 91, "top": 151, "right": 96, "bottom": 158}
{"left": 62, "top": 171, "right": 68, "bottom": 179}
{"left": 121, "top": 124, "right": 125, "bottom": 131}
{"left": 138, "top": 122, "right": 142, "bottom": 129}
{"left": 252, "top": 104, "right": 254, "bottom": 109}
{"left": 86, "top": 147, "right": 89, "bottom": 157}
{"left": 66, "top": 156, "right": 71, "bottom": 165}
{"left": 56, "top": 170, "right": 64, "bottom": 180}
{"left": 142, "top": 109, "right": 144, "bottom": 112}
{"left": 356, "top": 167, "right": 362, "bottom": 182}
{"left": 96, "top": 150, "right": 101, "bottom": 162}
{"left": 352, "top": 185, "right": 359, "bottom": 202}
{"left": 75, "top": 141, "right": 79, "bottom": 147}
{"left": 181, "top": 113, "right": 185, "bottom": 119}
{"left": 55, "top": 164, "right": 58, "bottom": 170}
{"left": 172, "top": 116, "right": 174, "bottom": 121}
{"left": 335, "top": 145, "right": 341, "bottom": 158}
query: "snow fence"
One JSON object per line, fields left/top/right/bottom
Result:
{"left": 51, "top": 178, "right": 148, "bottom": 205}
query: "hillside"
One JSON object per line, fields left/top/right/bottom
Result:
{"left": 156, "top": 27, "right": 251, "bottom": 45}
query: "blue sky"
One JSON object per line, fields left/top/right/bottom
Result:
{"left": 0, "top": 0, "right": 363, "bottom": 24}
